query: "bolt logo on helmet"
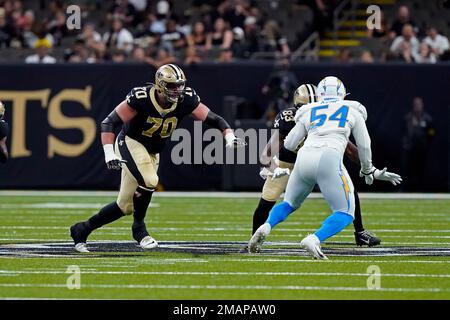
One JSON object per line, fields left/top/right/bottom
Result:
{"left": 155, "top": 64, "right": 187, "bottom": 103}
{"left": 317, "top": 76, "right": 346, "bottom": 100}
{"left": 293, "top": 84, "right": 318, "bottom": 107}
{"left": 0, "top": 101, "right": 5, "bottom": 120}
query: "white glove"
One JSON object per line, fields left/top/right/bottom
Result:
{"left": 103, "top": 144, "right": 126, "bottom": 170}
{"left": 225, "top": 132, "right": 246, "bottom": 148}
{"left": 259, "top": 167, "right": 273, "bottom": 180}
{"left": 360, "top": 167, "right": 402, "bottom": 186}
{"left": 373, "top": 167, "right": 402, "bottom": 185}
{"left": 272, "top": 167, "right": 290, "bottom": 180}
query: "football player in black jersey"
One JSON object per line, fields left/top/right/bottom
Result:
{"left": 70, "top": 64, "right": 245, "bottom": 253}
{"left": 249, "top": 84, "right": 381, "bottom": 248}
{"left": 0, "top": 101, "right": 9, "bottom": 164}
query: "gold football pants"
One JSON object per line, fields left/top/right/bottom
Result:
{"left": 261, "top": 160, "right": 294, "bottom": 201}
{"left": 114, "top": 135, "right": 159, "bottom": 215}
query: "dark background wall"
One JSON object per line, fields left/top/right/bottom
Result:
{"left": 0, "top": 63, "right": 448, "bottom": 192}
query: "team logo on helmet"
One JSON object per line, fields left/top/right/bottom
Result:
{"left": 155, "top": 64, "right": 187, "bottom": 103}
{"left": 293, "top": 84, "right": 318, "bottom": 107}
{"left": 317, "top": 76, "right": 346, "bottom": 100}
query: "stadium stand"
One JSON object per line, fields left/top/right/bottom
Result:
{"left": 0, "top": 0, "right": 449, "bottom": 64}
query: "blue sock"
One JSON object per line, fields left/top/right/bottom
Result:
{"left": 266, "top": 201, "right": 296, "bottom": 228}
{"left": 314, "top": 211, "right": 353, "bottom": 242}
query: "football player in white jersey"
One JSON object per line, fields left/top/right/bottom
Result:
{"left": 248, "top": 76, "right": 402, "bottom": 259}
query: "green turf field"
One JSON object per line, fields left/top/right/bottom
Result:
{"left": 0, "top": 193, "right": 449, "bottom": 299}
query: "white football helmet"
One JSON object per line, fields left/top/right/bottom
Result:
{"left": 317, "top": 76, "right": 346, "bottom": 100}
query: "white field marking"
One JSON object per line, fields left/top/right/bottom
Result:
{"left": 0, "top": 283, "right": 448, "bottom": 293}
{"left": 6, "top": 231, "right": 450, "bottom": 240}
{"left": 1, "top": 225, "right": 450, "bottom": 234}
{"left": 0, "top": 252, "right": 209, "bottom": 263}
{"left": 0, "top": 191, "right": 450, "bottom": 200}
{"left": 0, "top": 297, "right": 87, "bottom": 300}
{"left": 0, "top": 203, "right": 159, "bottom": 209}
{"left": 1, "top": 236, "right": 450, "bottom": 246}
{"left": 0, "top": 250, "right": 445, "bottom": 264}
{"left": 1, "top": 270, "right": 449, "bottom": 278}
{"left": 1, "top": 210, "right": 448, "bottom": 218}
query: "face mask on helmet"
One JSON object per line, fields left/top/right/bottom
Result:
{"left": 161, "top": 81, "right": 186, "bottom": 103}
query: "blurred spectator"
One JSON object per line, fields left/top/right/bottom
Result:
{"left": 261, "top": 58, "right": 298, "bottom": 119}
{"left": 129, "top": 0, "right": 148, "bottom": 12}
{"left": 401, "top": 97, "right": 435, "bottom": 191}
{"left": 187, "top": 21, "right": 209, "bottom": 52}
{"left": 25, "top": 38, "right": 56, "bottom": 63}
{"left": 65, "top": 37, "right": 92, "bottom": 63}
{"left": 390, "top": 5, "right": 418, "bottom": 38}
{"left": 0, "top": 7, "right": 15, "bottom": 47}
{"left": 146, "top": 47, "right": 177, "bottom": 68}
{"left": 45, "top": 0, "right": 64, "bottom": 26}
{"left": 156, "top": 0, "right": 171, "bottom": 15}
{"left": 260, "top": 20, "right": 290, "bottom": 58}
{"left": 160, "top": 18, "right": 186, "bottom": 51}
{"left": 367, "top": 10, "right": 393, "bottom": 44}
{"left": 359, "top": 50, "right": 374, "bottom": 63}
{"left": 47, "top": 9, "right": 68, "bottom": 46}
{"left": 293, "top": 0, "right": 333, "bottom": 36}
{"left": 206, "top": 17, "right": 233, "bottom": 50}
{"left": 108, "top": 0, "right": 136, "bottom": 26}
{"left": 24, "top": 21, "right": 55, "bottom": 49}
{"left": 390, "top": 24, "right": 419, "bottom": 62}
{"left": 243, "top": 16, "right": 260, "bottom": 57}
{"left": 423, "top": 26, "right": 449, "bottom": 57}
{"left": 82, "top": 22, "right": 102, "bottom": 48}
{"left": 147, "top": 13, "right": 166, "bottom": 34}
{"left": 216, "top": 47, "right": 234, "bottom": 63}
{"left": 131, "top": 45, "right": 147, "bottom": 62}
{"left": 231, "top": 26, "right": 246, "bottom": 58}
{"left": 103, "top": 17, "right": 134, "bottom": 53}
{"left": 184, "top": 45, "right": 202, "bottom": 65}
{"left": 413, "top": 42, "right": 437, "bottom": 64}
{"left": 111, "top": 49, "right": 127, "bottom": 63}
{"left": 91, "top": 42, "right": 109, "bottom": 63}
{"left": 219, "top": 0, "right": 250, "bottom": 29}
{"left": 337, "top": 48, "right": 353, "bottom": 63}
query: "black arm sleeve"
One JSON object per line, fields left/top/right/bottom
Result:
{"left": 101, "top": 110, "right": 123, "bottom": 133}
{"left": 0, "top": 146, "right": 6, "bottom": 163}
{"left": 203, "top": 111, "right": 231, "bottom": 131}
{"left": 0, "top": 121, "right": 8, "bottom": 140}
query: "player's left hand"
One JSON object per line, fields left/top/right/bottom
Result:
{"left": 272, "top": 167, "right": 290, "bottom": 180}
{"left": 225, "top": 133, "right": 246, "bottom": 148}
{"left": 360, "top": 167, "right": 402, "bottom": 186}
{"left": 259, "top": 167, "right": 273, "bottom": 180}
{"left": 373, "top": 167, "right": 402, "bottom": 185}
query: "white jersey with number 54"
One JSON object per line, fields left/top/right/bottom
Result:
{"left": 285, "top": 98, "right": 373, "bottom": 172}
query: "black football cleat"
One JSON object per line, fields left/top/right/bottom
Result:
{"left": 70, "top": 222, "right": 91, "bottom": 252}
{"left": 355, "top": 230, "right": 381, "bottom": 247}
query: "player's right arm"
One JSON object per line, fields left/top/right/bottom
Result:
{"left": 0, "top": 137, "right": 8, "bottom": 163}
{"left": 351, "top": 112, "right": 373, "bottom": 173}
{"left": 0, "top": 110, "right": 9, "bottom": 163}
{"left": 101, "top": 100, "right": 137, "bottom": 170}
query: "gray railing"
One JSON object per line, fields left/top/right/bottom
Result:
{"left": 291, "top": 32, "right": 320, "bottom": 62}
{"left": 332, "top": 0, "right": 359, "bottom": 52}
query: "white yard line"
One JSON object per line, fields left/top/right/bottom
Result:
{"left": 1, "top": 270, "right": 449, "bottom": 278}
{"left": 1, "top": 191, "right": 450, "bottom": 200}
{"left": 2, "top": 225, "right": 450, "bottom": 234}
{"left": 1, "top": 236, "right": 450, "bottom": 245}
{"left": 0, "top": 283, "right": 447, "bottom": 293}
